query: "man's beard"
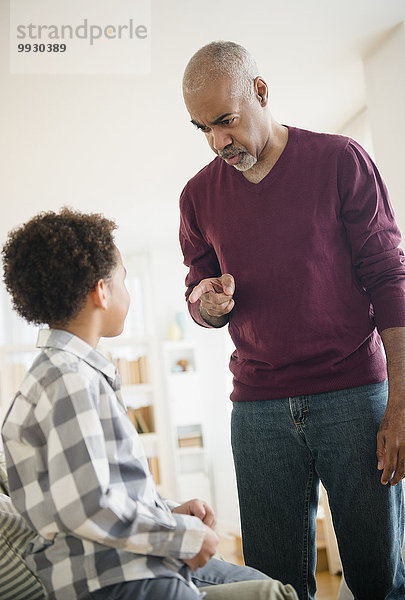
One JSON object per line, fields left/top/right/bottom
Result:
{"left": 218, "top": 145, "right": 257, "bottom": 171}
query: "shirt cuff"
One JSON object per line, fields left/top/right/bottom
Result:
{"left": 164, "top": 498, "right": 181, "bottom": 511}
{"left": 168, "top": 513, "right": 206, "bottom": 559}
{"left": 373, "top": 296, "right": 405, "bottom": 333}
{"left": 188, "top": 299, "right": 215, "bottom": 329}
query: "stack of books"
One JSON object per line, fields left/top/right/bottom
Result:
{"left": 116, "top": 356, "right": 148, "bottom": 385}
{"left": 127, "top": 405, "right": 154, "bottom": 434}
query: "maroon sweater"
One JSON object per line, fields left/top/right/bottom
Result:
{"left": 179, "top": 126, "right": 405, "bottom": 401}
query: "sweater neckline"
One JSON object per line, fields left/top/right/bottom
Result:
{"left": 228, "top": 125, "right": 296, "bottom": 193}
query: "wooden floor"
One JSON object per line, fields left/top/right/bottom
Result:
{"left": 315, "top": 571, "right": 342, "bottom": 599}
{"left": 217, "top": 535, "right": 342, "bottom": 600}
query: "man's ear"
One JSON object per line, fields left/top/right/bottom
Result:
{"left": 254, "top": 76, "right": 268, "bottom": 107}
{"left": 90, "top": 279, "right": 108, "bottom": 310}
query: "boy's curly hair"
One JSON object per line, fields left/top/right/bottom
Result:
{"left": 2, "top": 208, "right": 117, "bottom": 326}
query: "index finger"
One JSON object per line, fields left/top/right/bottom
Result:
{"left": 381, "top": 448, "right": 398, "bottom": 485}
{"left": 189, "top": 277, "right": 226, "bottom": 303}
{"left": 189, "top": 281, "right": 212, "bottom": 303}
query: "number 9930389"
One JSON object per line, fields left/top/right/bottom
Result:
{"left": 17, "top": 43, "right": 67, "bottom": 52}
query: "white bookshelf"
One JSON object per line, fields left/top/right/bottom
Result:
{"left": 161, "top": 339, "right": 213, "bottom": 505}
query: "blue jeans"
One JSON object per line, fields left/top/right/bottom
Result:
{"left": 89, "top": 558, "right": 270, "bottom": 599}
{"left": 231, "top": 381, "right": 405, "bottom": 600}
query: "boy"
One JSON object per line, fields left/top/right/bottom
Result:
{"left": 1, "top": 209, "right": 297, "bottom": 600}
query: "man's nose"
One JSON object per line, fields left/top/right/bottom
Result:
{"left": 211, "top": 129, "right": 233, "bottom": 151}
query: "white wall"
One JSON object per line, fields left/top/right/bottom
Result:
{"left": 338, "top": 107, "right": 374, "bottom": 157}
{"left": 363, "top": 23, "right": 405, "bottom": 234}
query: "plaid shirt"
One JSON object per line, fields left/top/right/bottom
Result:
{"left": 2, "top": 329, "right": 205, "bottom": 599}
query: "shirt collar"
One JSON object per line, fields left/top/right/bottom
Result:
{"left": 36, "top": 328, "right": 118, "bottom": 383}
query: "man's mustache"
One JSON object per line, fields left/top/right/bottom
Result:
{"left": 218, "top": 146, "right": 246, "bottom": 159}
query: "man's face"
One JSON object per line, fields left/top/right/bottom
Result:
{"left": 184, "top": 76, "right": 269, "bottom": 171}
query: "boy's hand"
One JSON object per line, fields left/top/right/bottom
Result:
{"left": 172, "top": 498, "right": 216, "bottom": 528}
{"left": 184, "top": 525, "right": 219, "bottom": 571}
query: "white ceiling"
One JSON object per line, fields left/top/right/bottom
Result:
{"left": 1, "top": 0, "right": 405, "bottom": 252}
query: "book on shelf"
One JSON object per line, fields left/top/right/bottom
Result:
{"left": 138, "top": 355, "right": 148, "bottom": 383}
{"left": 178, "top": 434, "right": 203, "bottom": 448}
{"left": 128, "top": 359, "right": 141, "bottom": 384}
{"left": 147, "top": 456, "right": 160, "bottom": 485}
{"left": 116, "top": 356, "right": 148, "bottom": 385}
{"left": 127, "top": 406, "right": 154, "bottom": 434}
{"left": 177, "top": 424, "right": 203, "bottom": 448}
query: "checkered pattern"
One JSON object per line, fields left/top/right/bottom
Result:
{"left": 2, "top": 329, "right": 205, "bottom": 600}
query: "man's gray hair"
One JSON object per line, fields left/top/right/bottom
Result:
{"left": 183, "top": 41, "right": 260, "bottom": 100}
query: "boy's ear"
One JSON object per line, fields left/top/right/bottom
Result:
{"left": 90, "top": 279, "right": 108, "bottom": 310}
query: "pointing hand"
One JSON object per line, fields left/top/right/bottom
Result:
{"left": 189, "top": 273, "right": 235, "bottom": 318}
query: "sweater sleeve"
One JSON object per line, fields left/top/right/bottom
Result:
{"left": 179, "top": 184, "right": 222, "bottom": 328}
{"left": 339, "top": 139, "right": 405, "bottom": 332}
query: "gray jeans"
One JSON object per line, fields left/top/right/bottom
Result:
{"left": 89, "top": 558, "right": 298, "bottom": 599}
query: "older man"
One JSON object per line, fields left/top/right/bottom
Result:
{"left": 179, "top": 41, "right": 405, "bottom": 600}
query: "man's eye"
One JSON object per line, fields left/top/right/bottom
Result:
{"left": 221, "top": 118, "right": 234, "bottom": 126}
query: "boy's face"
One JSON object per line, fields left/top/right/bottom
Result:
{"left": 103, "top": 248, "right": 130, "bottom": 337}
